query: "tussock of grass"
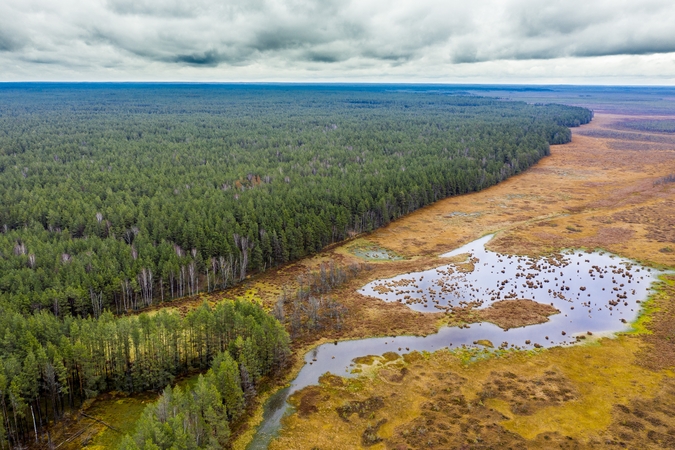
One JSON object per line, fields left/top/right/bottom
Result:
{"left": 270, "top": 337, "right": 669, "bottom": 449}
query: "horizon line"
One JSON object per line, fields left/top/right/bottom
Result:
{"left": 1, "top": 81, "right": 675, "bottom": 88}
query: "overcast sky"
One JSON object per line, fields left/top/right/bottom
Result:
{"left": 1, "top": 0, "right": 675, "bottom": 83}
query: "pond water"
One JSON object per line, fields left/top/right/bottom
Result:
{"left": 360, "top": 234, "right": 655, "bottom": 332}
{"left": 350, "top": 246, "right": 403, "bottom": 261}
{"left": 247, "top": 235, "right": 661, "bottom": 449}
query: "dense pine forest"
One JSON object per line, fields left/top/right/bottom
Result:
{"left": 0, "top": 299, "right": 289, "bottom": 447}
{"left": 0, "top": 84, "right": 592, "bottom": 448}
{"left": 0, "top": 84, "right": 591, "bottom": 317}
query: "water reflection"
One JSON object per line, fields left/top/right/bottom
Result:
{"left": 247, "top": 235, "right": 661, "bottom": 449}
{"left": 361, "top": 234, "right": 654, "bottom": 336}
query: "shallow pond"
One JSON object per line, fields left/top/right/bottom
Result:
{"left": 350, "top": 245, "right": 403, "bottom": 261}
{"left": 247, "top": 235, "right": 661, "bottom": 449}
{"left": 360, "top": 234, "right": 656, "bottom": 334}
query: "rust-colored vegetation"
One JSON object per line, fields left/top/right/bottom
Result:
{"left": 262, "top": 112, "right": 675, "bottom": 449}
{"left": 477, "top": 299, "right": 560, "bottom": 330}
{"left": 78, "top": 110, "right": 675, "bottom": 449}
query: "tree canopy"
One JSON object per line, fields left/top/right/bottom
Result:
{"left": 0, "top": 299, "right": 289, "bottom": 447}
{"left": 0, "top": 84, "right": 592, "bottom": 317}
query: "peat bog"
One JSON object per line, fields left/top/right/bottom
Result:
{"left": 2, "top": 85, "right": 673, "bottom": 449}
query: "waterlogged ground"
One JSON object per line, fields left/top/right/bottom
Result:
{"left": 262, "top": 276, "right": 675, "bottom": 450}
{"left": 269, "top": 335, "right": 675, "bottom": 450}
{"left": 349, "top": 241, "right": 404, "bottom": 261}
{"left": 247, "top": 236, "right": 662, "bottom": 449}
{"left": 361, "top": 234, "right": 659, "bottom": 344}
{"left": 240, "top": 112, "right": 675, "bottom": 450}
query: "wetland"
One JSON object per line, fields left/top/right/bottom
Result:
{"left": 35, "top": 86, "right": 675, "bottom": 450}
{"left": 242, "top": 104, "right": 675, "bottom": 449}
{"left": 248, "top": 235, "right": 663, "bottom": 449}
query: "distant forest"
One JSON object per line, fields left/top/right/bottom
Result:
{"left": 0, "top": 84, "right": 591, "bottom": 318}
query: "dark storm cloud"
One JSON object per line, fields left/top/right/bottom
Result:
{"left": 1, "top": 0, "right": 674, "bottom": 80}
{"left": 303, "top": 51, "right": 347, "bottom": 63}
{"left": 173, "top": 51, "right": 223, "bottom": 66}
{"left": 0, "top": 33, "right": 20, "bottom": 52}
{"left": 0, "top": 17, "right": 27, "bottom": 52}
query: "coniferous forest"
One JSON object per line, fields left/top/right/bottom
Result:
{"left": 0, "top": 84, "right": 592, "bottom": 448}
{"left": 0, "top": 84, "right": 591, "bottom": 316}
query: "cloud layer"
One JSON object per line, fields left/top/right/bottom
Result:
{"left": 1, "top": 0, "right": 675, "bottom": 82}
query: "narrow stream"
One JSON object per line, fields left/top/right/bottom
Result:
{"left": 247, "top": 235, "right": 661, "bottom": 449}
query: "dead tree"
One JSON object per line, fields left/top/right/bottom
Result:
{"left": 234, "top": 234, "right": 254, "bottom": 281}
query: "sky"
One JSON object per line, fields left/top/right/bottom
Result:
{"left": 1, "top": 0, "right": 675, "bottom": 83}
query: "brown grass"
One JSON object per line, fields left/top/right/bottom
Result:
{"left": 79, "top": 111, "right": 675, "bottom": 448}
{"left": 263, "top": 112, "right": 675, "bottom": 449}
{"left": 477, "top": 300, "right": 560, "bottom": 330}
{"left": 637, "top": 275, "right": 675, "bottom": 371}
{"left": 270, "top": 336, "right": 672, "bottom": 450}
{"left": 147, "top": 114, "right": 675, "bottom": 346}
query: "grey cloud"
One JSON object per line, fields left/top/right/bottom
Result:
{"left": 252, "top": 27, "right": 332, "bottom": 52}
{"left": 1, "top": 0, "right": 675, "bottom": 80}
{"left": 361, "top": 48, "right": 415, "bottom": 63}
{"left": 19, "top": 57, "right": 63, "bottom": 65}
{"left": 0, "top": 33, "right": 20, "bottom": 52}
{"left": 0, "top": 16, "right": 27, "bottom": 52}
{"left": 173, "top": 50, "right": 223, "bottom": 66}
{"left": 511, "top": 3, "right": 610, "bottom": 38}
{"left": 495, "top": 0, "right": 675, "bottom": 60}
{"left": 107, "top": 0, "right": 199, "bottom": 18}
{"left": 451, "top": 43, "right": 479, "bottom": 64}
{"left": 572, "top": 39, "right": 675, "bottom": 58}
{"left": 303, "top": 50, "right": 348, "bottom": 63}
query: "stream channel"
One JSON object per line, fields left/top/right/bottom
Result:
{"left": 247, "top": 234, "right": 662, "bottom": 449}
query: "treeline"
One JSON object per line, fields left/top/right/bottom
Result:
{"left": 0, "top": 85, "right": 592, "bottom": 317}
{"left": 106, "top": 261, "right": 365, "bottom": 450}
{"left": 0, "top": 300, "right": 289, "bottom": 448}
{"left": 116, "top": 258, "right": 365, "bottom": 450}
